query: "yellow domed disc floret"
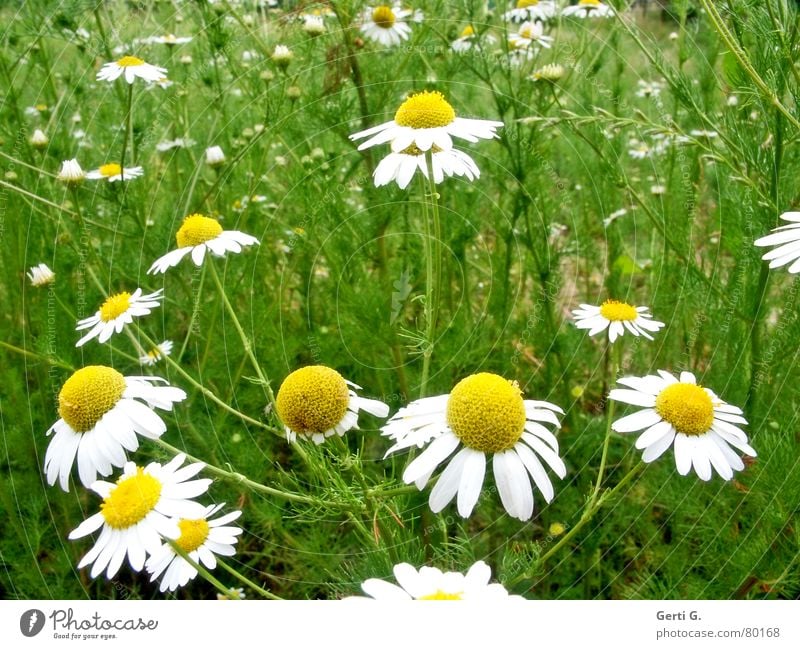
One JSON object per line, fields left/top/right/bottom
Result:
{"left": 58, "top": 365, "right": 126, "bottom": 432}
{"left": 116, "top": 56, "right": 145, "bottom": 67}
{"left": 176, "top": 214, "right": 223, "bottom": 248}
{"left": 99, "top": 163, "right": 122, "bottom": 177}
{"left": 517, "top": 0, "right": 540, "bottom": 7}
{"left": 579, "top": 0, "right": 601, "bottom": 6}
{"left": 599, "top": 299, "right": 638, "bottom": 322}
{"left": 395, "top": 91, "right": 456, "bottom": 129}
{"left": 101, "top": 468, "right": 162, "bottom": 529}
{"left": 99, "top": 292, "right": 131, "bottom": 322}
{"left": 418, "top": 590, "right": 464, "bottom": 600}
{"left": 175, "top": 518, "right": 210, "bottom": 552}
{"left": 446, "top": 372, "right": 526, "bottom": 453}
{"left": 372, "top": 5, "right": 396, "bottom": 28}
{"left": 655, "top": 383, "right": 714, "bottom": 436}
{"left": 276, "top": 366, "right": 350, "bottom": 434}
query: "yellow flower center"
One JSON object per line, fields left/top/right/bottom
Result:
{"left": 35, "top": 103, "right": 48, "bottom": 111}
{"left": 395, "top": 91, "right": 456, "bottom": 129}
{"left": 176, "top": 214, "right": 224, "bottom": 247}
{"left": 99, "top": 292, "right": 132, "bottom": 322}
{"left": 58, "top": 365, "right": 126, "bottom": 433}
{"left": 520, "top": 25, "right": 535, "bottom": 39}
{"left": 116, "top": 55, "right": 145, "bottom": 67}
{"left": 372, "top": 6, "right": 396, "bottom": 28}
{"left": 418, "top": 590, "right": 464, "bottom": 600}
{"left": 446, "top": 373, "right": 526, "bottom": 453}
{"left": 276, "top": 366, "right": 350, "bottom": 434}
{"left": 517, "top": 0, "right": 540, "bottom": 7}
{"left": 101, "top": 468, "right": 162, "bottom": 529}
{"left": 599, "top": 299, "right": 638, "bottom": 322}
{"left": 579, "top": 0, "right": 601, "bottom": 5}
{"left": 99, "top": 163, "right": 122, "bottom": 177}
{"left": 654, "top": 383, "right": 714, "bottom": 436}
{"left": 460, "top": 25, "right": 475, "bottom": 38}
{"left": 175, "top": 518, "right": 210, "bottom": 552}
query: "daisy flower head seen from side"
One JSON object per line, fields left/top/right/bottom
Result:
{"left": 68, "top": 455, "right": 211, "bottom": 580}
{"left": 373, "top": 145, "right": 480, "bottom": 189}
{"left": 75, "top": 288, "right": 163, "bottom": 347}
{"left": 147, "top": 213, "right": 259, "bottom": 274}
{"left": 562, "top": 0, "right": 615, "bottom": 18}
{"left": 382, "top": 372, "right": 566, "bottom": 522}
{"left": 609, "top": 370, "right": 756, "bottom": 481}
{"left": 146, "top": 504, "right": 243, "bottom": 592}
{"left": 28, "top": 263, "right": 55, "bottom": 287}
{"left": 754, "top": 212, "right": 800, "bottom": 274}
{"left": 146, "top": 34, "right": 192, "bottom": 46}
{"left": 572, "top": 299, "right": 665, "bottom": 343}
{"left": 58, "top": 158, "right": 85, "bottom": 184}
{"left": 360, "top": 5, "right": 420, "bottom": 47}
{"left": 86, "top": 163, "right": 144, "bottom": 183}
{"left": 349, "top": 89, "right": 503, "bottom": 155}
{"left": 45, "top": 365, "right": 187, "bottom": 491}
{"left": 351, "top": 560, "right": 522, "bottom": 600}
{"left": 96, "top": 56, "right": 167, "bottom": 84}
{"left": 276, "top": 365, "right": 390, "bottom": 444}
{"left": 504, "top": 0, "right": 557, "bottom": 23}
{"left": 139, "top": 340, "right": 174, "bottom": 366}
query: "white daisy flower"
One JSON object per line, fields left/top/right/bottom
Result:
{"left": 86, "top": 163, "right": 144, "bottom": 182}
{"left": 75, "top": 288, "right": 164, "bottom": 347}
{"left": 57, "top": 158, "right": 85, "bottom": 184}
{"left": 96, "top": 56, "right": 167, "bottom": 84}
{"left": 451, "top": 25, "right": 496, "bottom": 53}
{"left": 147, "top": 213, "right": 259, "bottom": 274}
{"left": 373, "top": 146, "right": 480, "bottom": 189}
{"left": 754, "top": 211, "right": 800, "bottom": 273}
{"left": 531, "top": 63, "right": 566, "bottom": 82}
{"left": 608, "top": 370, "right": 757, "bottom": 481}
{"left": 562, "top": 0, "right": 615, "bottom": 18}
{"left": 156, "top": 137, "right": 195, "bottom": 152}
{"left": 572, "top": 300, "right": 665, "bottom": 343}
{"left": 30, "top": 128, "right": 48, "bottom": 149}
{"left": 146, "top": 34, "right": 192, "bottom": 46}
{"left": 508, "top": 21, "right": 554, "bottom": 53}
{"left": 350, "top": 560, "right": 523, "bottom": 600}
{"left": 205, "top": 145, "right": 226, "bottom": 167}
{"left": 628, "top": 140, "right": 657, "bottom": 160}
{"left": 45, "top": 365, "right": 187, "bottom": 491}
{"left": 636, "top": 79, "right": 664, "bottom": 99}
{"left": 360, "top": 5, "right": 420, "bottom": 47}
{"left": 302, "top": 14, "right": 326, "bottom": 36}
{"left": 146, "top": 504, "right": 243, "bottom": 592}
{"left": 68, "top": 455, "right": 211, "bottom": 580}
{"left": 350, "top": 90, "right": 503, "bottom": 154}
{"left": 271, "top": 44, "right": 293, "bottom": 67}
{"left": 276, "top": 365, "right": 390, "bottom": 444}
{"left": 27, "top": 263, "right": 55, "bottom": 287}
{"left": 504, "top": 0, "right": 557, "bottom": 23}
{"left": 139, "top": 340, "right": 174, "bottom": 366}
{"left": 383, "top": 372, "right": 566, "bottom": 522}
{"left": 217, "top": 587, "right": 246, "bottom": 600}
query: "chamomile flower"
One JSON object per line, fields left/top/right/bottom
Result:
{"left": 504, "top": 0, "right": 557, "bottom": 23}
{"left": 451, "top": 25, "right": 476, "bottom": 53}
{"left": 75, "top": 288, "right": 164, "bottom": 347}
{"left": 96, "top": 56, "right": 167, "bottom": 84}
{"left": 508, "top": 21, "right": 553, "bottom": 53}
{"left": 351, "top": 560, "right": 522, "bottom": 600}
{"left": 57, "top": 158, "right": 85, "bottom": 184}
{"left": 276, "top": 365, "right": 390, "bottom": 444}
{"left": 139, "top": 340, "right": 174, "bottom": 366}
{"left": 146, "top": 504, "right": 243, "bottom": 592}
{"left": 350, "top": 90, "right": 503, "bottom": 154}
{"left": 45, "top": 366, "right": 187, "bottom": 491}
{"left": 30, "top": 128, "right": 48, "bottom": 149}
{"left": 303, "top": 14, "right": 326, "bottom": 36}
{"left": 68, "top": 455, "right": 210, "bottom": 579}
{"left": 572, "top": 300, "right": 664, "bottom": 343}
{"left": 609, "top": 371, "right": 756, "bottom": 481}
{"left": 636, "top": 79, "right": 664, "bottom": 99}
{"left": 562, "top": 0, "right": 615, "bottom": 18}
{"left": 531, "top": 63, "right": 565, "bottom": 82}
{"left": 86, "top": 163, "right": 144, "bottom": 182}
{"left": 360, "top": 5, "right": 420, "bottom": 47}
{"left": 27, "top": 263, "right": 55, "bottom": 287}
{"left": 754, "top": 212, "right": 800, "bottom": 273}
{"left": 383, "top": 373, "right": 566, "bottom": 521}
{"left": 205, "top": 145, "right": 226, "bottom": 167}
{"left": 147, "top": 213, "right": 259, "bottom": 274}
{"left": 146, "top": 34, "right": 192, "bottom": 46}
{"left": 373, "top": 145, "right": 480, "bottom": 189}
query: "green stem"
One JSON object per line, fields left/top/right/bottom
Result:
{"left": 166, "top": 539, "right": 230, "bottom": 593}
{"left": 216, "top": 559, "right": 282, "bottom": 600}
{"left": 119, "top": 83, "right": 133, "bottom": 180}
{"left": 589, "top": 342, "right": 622, "bottom": 510}
{"left": 419, "top": 151, "right": 442, "bottom": 398}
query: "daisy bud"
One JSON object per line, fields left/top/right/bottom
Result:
{"left": 30, "top": 128, "right": 48, "bottom": 149}
{"left": 271, "top": 45, "right": 293, "bottom": 69}
{"left": 205, "top": 145, "right": 226, "bottom": 167}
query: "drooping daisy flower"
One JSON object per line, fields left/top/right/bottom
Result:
{"left": 383, "top": 372, "right": 566, "bottom": 521}
{"left": 275, "top": 365, "right": 390, "bottom": 444}
{"left": 45, "top": 366, "right": 187, "bottom": 491}
{"left": 572, "top": 300, "right": 665, "bottom": 343}
{"left": 30, "top": 128, "right": 48, "bottom": 149}
{"left": 96, "top": 56, "right": 167, "bottom": 84}
{"left": 754, "top": 212, "right": 800, "bottom": 273}
{"left": 205, "top": 145, "right": 226, "bottom": 167}
{"left": 27, "top": 263, "right": 55, "bottom": 287}
{"left": 508, "top": 21, "right": 554, "bottom": 54}
{"left": 609, "top": 370, "right": 757, "bottom": 481}
{"left": 68, "top": 455, "right": 211, "bottom": 579}
{"left": 145, "top": 34, "right": 192, "bottom": 46}
{"left": 562, "top": 0, "right": 615, "bottom": 18}
{"left": 86, "top": 163, "right": 144, "bottom": 183}
{"left": 360, "top": 5, "right": 420, "bottom": 47}
{"left": 504, "top": 0, "right": 557, "bottom": 23}
{"left": 350, "top": 561, "right": 522, "bottom": 600}
{"left": 350, "top": 90, "right": 503, "bottom": 154}
{"left": 531, "top": 63, "right": 565, "bottom": 82}
{"left": 75, "top": 288, "right": 164, "bottom": 347}
{"left": 57, "top": 158, "right": 85, "bottom": 184}
{"left": 147, "top": 213, "right": 259, "bottom": 274}
{"left": 303, "top": 14, "right": 326, "bottom": 36}
{"left": 146, "top": 504, "right": 243, "bottom": 592}
{"left": 373, "top": 145, "right": 480, "bottom": 189}
{"left": 139, "top": 340, "right": 174, "bottom": 366}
